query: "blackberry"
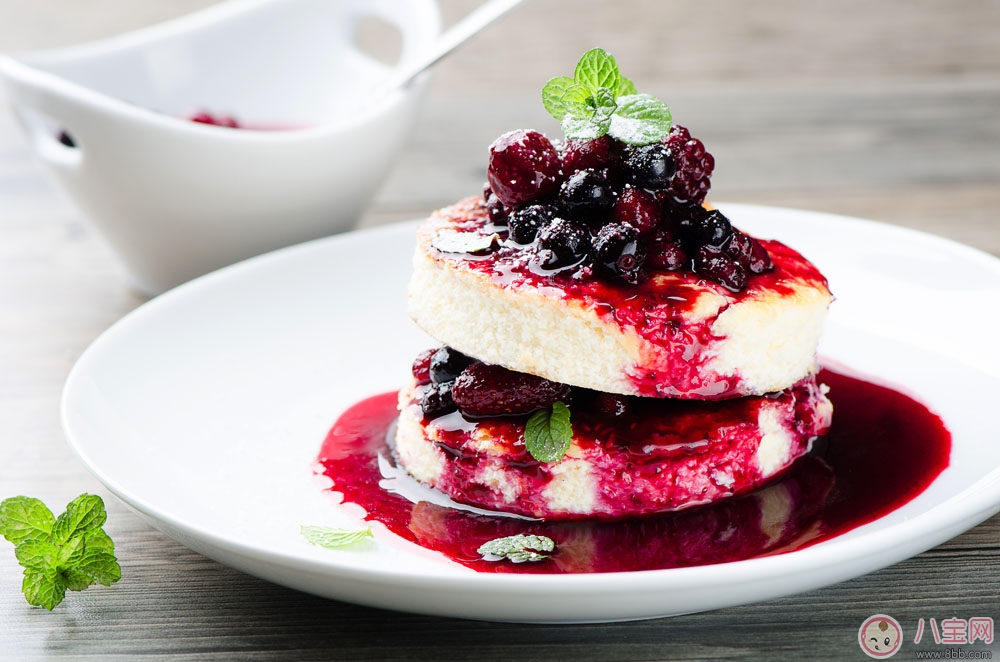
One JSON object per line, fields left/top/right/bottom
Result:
{"left": 420, "top": 382, "right": 456, "bottom": 419}
{"left": 558, "top": 168, "right": 615, "bottom": 223}
{"left": 593, "top": 223, "right": 646, "bottom": 282}
{"left": 694, "top": 246, "right": 747, "bottom": 292}
{"left": 622, "top": 142, "right": 675, "bottom": 190}
{"left": 535, "top": 218, "right": 591, "bottom": 269}
{"left": 429, "top": 346, "right": 475, "bottom": 385}
{"left": 664, "top": 125, "right": 715, "bottom": 204}
{"left": 507, "top": 204, "right": 557, "bottom": 244}
{"left": 748, "top": 238, "right": 774, "bottom": 274}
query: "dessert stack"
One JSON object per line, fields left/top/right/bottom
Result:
{"left": 394, "top": 50, "right": 833, "bottom": 520}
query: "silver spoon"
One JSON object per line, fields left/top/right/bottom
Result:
{"left": 380, "top": 0, "right": 525, "bottom": 91}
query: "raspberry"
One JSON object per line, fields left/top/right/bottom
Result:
{"left": 451, "top": 363, "right": 572, "bottom": 418}
{"left": 487, "top": 130, "right": 562, "bottom": 207}
{"left": 664, "top": 125, "right": 715, "bottom": 204}
{"left": 411, "top": 348, "right": 436, "bottom": 385}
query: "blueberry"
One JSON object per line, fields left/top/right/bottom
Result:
{"left": 622, "top": 143, "right": 675, "bottom": 190}
{"left": 593, "top": 223, "right": 646, "bottom": 282}
{"left": 558, "top": 168, "right": 615, "bottom": 222}
{"left": 429, "top": 347, "right": 475, "bottom": 384}
{"left": 420, "top": 382, "right": 456, "bottom": 419}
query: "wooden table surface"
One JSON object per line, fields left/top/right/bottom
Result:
{"left": 1, "top": 1, "right": 998, "bottom": 659}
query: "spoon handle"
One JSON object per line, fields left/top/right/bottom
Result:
{"left": 384, "top": 0, "right": 525, "bottom": 90}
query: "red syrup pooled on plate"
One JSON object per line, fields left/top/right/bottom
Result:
{"left": 316, "top": 367, "right": 950, "bottom": 574}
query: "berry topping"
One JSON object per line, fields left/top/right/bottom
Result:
{"left": 664, "top": 125, "right": 714, "bottom": 204}
{"left": 484, "top": 192, "right": 509, "bottom": 226}
{"left": 593, "top": 223, "right": 646, "bottom": 282}
{"left": 411, "top": 348, "right": 436, "bottom": 385}
{"left": 689, "top": 209, "right": 733, "bottom": 248}
{"left": 694, "top": 246, "right": 747, "bottom": 292}
{"left": 429, "top": 346, "right": 475, "bottom": 385}
{"left": 535, "top": 218, "right": 591, "bottom": 269}
{"left": 558, "top": 169, "right": 615, "bottom": 222}
{"left": 420, "top": 382, "right": 456, "bottom": 419}
{"left": 622, "top": 143, "right": 675, "bottom": 189}
{"left": 508, "top": 204, "right": 557, "bottom": 244}
{"left": 561, "top": 136, "right": 615, "bottom": 175}
{"left": 612, "top": 186, "right": 661, "bottom": 236}
{"left": 590, "top": 391, "right": 631, "bottom": 419}
{"left": 748, "top": 237, "right": 775, "bottom": 274}
{"left": 487, "top": 130, "right": 562, "bottom": 208}
{"left": 451, "top": 363, "right": 572, "bottom": 418}
{"left": 646, "top": 234, "right": 688, "bottom": 271}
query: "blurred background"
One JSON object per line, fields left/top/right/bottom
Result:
{"left": 2, "top": 0, "right": 998, "bottom": 250}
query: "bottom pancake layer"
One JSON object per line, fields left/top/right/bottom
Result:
{"left": 394, "top": 375, "right": 832, "bottom": 520}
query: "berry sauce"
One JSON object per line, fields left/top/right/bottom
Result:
{"left": 316, "top": 367, "right": 951, "bottom": 574}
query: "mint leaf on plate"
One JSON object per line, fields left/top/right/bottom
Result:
{"left": 300, "top": 525, "right": 373, "bottom": 549}
{"left": 478, "top": 534, "right": 555, "bottom": 563}
{"left": 1, "top": 493, "right": 121, "bottom": 610}
{"left": 524, "top": 401, "right": 573, "bottom": 463}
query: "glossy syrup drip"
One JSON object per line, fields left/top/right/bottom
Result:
{"left": 316, "top": 368, "right": 950, "bottom": 574}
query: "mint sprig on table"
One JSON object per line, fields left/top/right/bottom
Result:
{"left": 542, "top": 48, "right": 672, "bottom": 144}
{"left": 0, "top": 494, "right": 121, "bottom": 610}
{"left": 478, "top": 534, "right": 555, "bottom": 563}
{"left": 524, "top": 401, "right": 573, "bottom": 463}
{"left": 300, "top": 525, "right": 373, "bottom": 549}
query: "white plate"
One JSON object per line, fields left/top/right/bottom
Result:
{"left": 62, "top": 204, "right": 1000, "bottom": 623}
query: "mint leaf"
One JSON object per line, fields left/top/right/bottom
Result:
{"left": 562, "top": 113, "right": 609, "bottom": 141}
{"left": 74, "top": 548, "right": 121, "bottom": 586}
{"left": 573, "top": 48, "right": 621, "bottom": 94}
{"left": 22, "top": 569, "right": 66, "bottom": 611}
{"left": 616, "top": 76, "right": 637, "bottom": 97}
{"left": 0, "top": 496, "right": 55, "bottom": 545}
{"left": 300, "top": 525, "right": 373, "bottom": 549}
{"left": 608, "top": 93, "right": 673, "bottom": 144}
{"left": 541, "top": 49, "right": 672, "bottom": 146}
{"left": 52, "top": 494, "right": 106, "bottom": 545}
{"left": 478, "top": 534, "right": 555, "bottom": 563}
{"left": 15, "top": 539, "right": 59, "bottom": 571}
{"left": 541, "top": 76, "right": 576, "bottom": 120}
{"left": 2, "top": 494, "right": 120, "bottom": 609}
{"left": 524, "top": 401, "right": 573, "bottom": 463}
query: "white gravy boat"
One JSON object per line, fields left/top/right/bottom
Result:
{"left": 0, "top": 0, "right": 441, "bottom": 295}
